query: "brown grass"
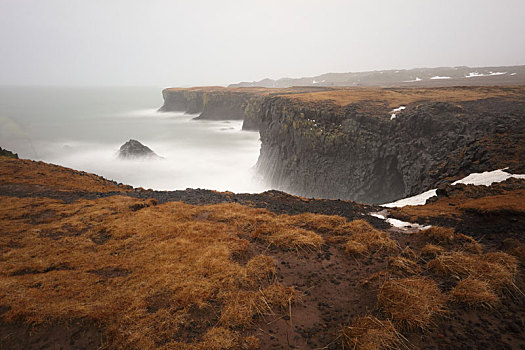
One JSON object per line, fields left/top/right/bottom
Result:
{"left": 0, "top": 158, "right": 127, "bottom": 192}
{"left": 450, "top": 278, "right": 499, "bottom": 308}
{"left": 419, "top": 227, "right": 482, "bottom": 253}
{"left": 388, "top": 256, "right": 421, "bottom": 276}
{"left": 390, "top": 189, "right": 525, "bottom": 224}
{"left": 340, "top": 315, "right": 405, "bottom": 350}
{"left": 420, "top": 227, "right": 455, "bottom": 243}
{"left": 377, "top": 277, "right": 447, "bottom": 330}
{"left": 420, "top": 244, "right": 445, "bottom": 258}
{"left": 281, "top": 86, "right": 525, "bottom": 107}
{"left": 0, "top": 196, "right": 315, "bottom": 348}
{"left": 503, "top": 238, "right": 525, "bottom": 263}
{"left": 344, "top": 220, "right": 398, "bottom": 256}
{"left": 427, "top": 252, "right": 518, "bottom": 293}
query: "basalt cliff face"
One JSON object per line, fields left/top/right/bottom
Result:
{"left": 159, "top": 87, "right": 268, "bottom": 130}
{"left": 160, "top": 86, "right": 525, "bottom": 204}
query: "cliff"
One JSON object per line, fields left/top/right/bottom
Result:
{"left": 159, "top": 86, "right": 333, "bottom": 130}
{"left": 256, "top": 86, "right": 525, "bottom": 203}
{"left": 159, "top": 87, "right": 269, "bottom": 129}
{"left": 0, "top": 147, "right": 18, "bottom": 159}
{"left": 159, "top": 85, "right": 525, "bottom": 204}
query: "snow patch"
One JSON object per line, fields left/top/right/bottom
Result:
{"left": 390, "top": 106, "right": 406, "bottom": 120}
{"left": 386, "top": 218, "right": 431, "bottom": 230}
{"left": 466, "top": 71, "right": 507, "bottom": 78}
{"left": 404, "top": 77, "right": 422, "bottom": 82}
{"left": 370, "top": 210, "right": 431, "bottom": 231}
{"left": 430, "top": 76, "right": 451, "bottom": 80}
{"left": 381, "top": 169, "right": 525, "bottom": 208}
{"left": 452, "top": 169, "right": 525, "bottom": 186}
{"left": 382, "top": 189, "right": 437, "bottom": 208}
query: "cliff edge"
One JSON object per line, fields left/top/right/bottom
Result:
{"left": 159, "top": 86, "right": 525, "bottom": 204}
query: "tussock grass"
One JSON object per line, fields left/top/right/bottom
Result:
{"left": 388, "top": 256, "right": 421, "bottom": 276}
{"left": 450, "top": 278, "right": 499, "bottom": 308}
{"left": 285, "top": 212, "right": 347, "bottom": 234}
{"left": 377, "top": 277, "right": 447, "bottom": 330}
{"left": 400, "top": 246, "right": 418, "bottom": 260}
{"left": 421, "top": 227, "right": 455, "bottom": 243}
{"left": 0, "top": 197, "right": 313, "bottom": 348}
{"left": 427, "top": 252, "right": 518, "bottom": 294}
{"left": 340, "top": 315, "right": 405, "bottom": 350}
{"left": 344, "top": 220, "right": 398, "bottom": 256}
{"left": 420, "top": 227, "right": 482, "bottom": 253}
{"left": 219, "top": 284, "right": 297, "bottom": 328}
{"left": 420, "top": 244, "right": 445, "bottom": 258}
{"left": 253, "top": 223, "right": 323, "bottom": 251}
{"left": 245, "top": 255, "right": 276, "bottom": 284}
{"left": 503, "top": 238, "right": 525, "bottom": 263}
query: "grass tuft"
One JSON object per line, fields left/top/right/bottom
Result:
{"left": 344, "top": 220, "right": 398, "bottom": 256}
{"left": 427, "top": 252, "right": 518, "bottom": 294}
{"left": 377, "top": 277, "right": 447, "bottom": 330}
{"left": 388, "top": 256, "right": 421, "bottom": 276}
{"left": 420, "top": 244, "right": 444, "bottom": 258}
{"left": 450, "top": 278, "right": 499, "bottom": 308}
{"left": 340, "top": 315, "right": 405, "bottom": 350}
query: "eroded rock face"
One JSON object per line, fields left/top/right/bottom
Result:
{"left": 0, "top": 147, "right": 18, "bottom": 159}
{"left": 256, "top": 97, "right": 525, "bottom": 204}
{"left": 118, "top": 140, "right": 159, "bottom": 159}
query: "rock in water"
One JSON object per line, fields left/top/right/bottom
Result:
{"left": 118, "top": 139, "right": 159, "bottom": 159}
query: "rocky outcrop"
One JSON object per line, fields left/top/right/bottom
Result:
{"left": 159, "top": 88, "right": 266, "bottom": 129}
{"left": 0, "top": 147, "right": 18, "bottom": 159}
{"left": 256, "top": 95, "right": 525, "bottom": 204}
{"left": 159, "top": 86, "right": 525, "bottom": 204}
{"left": 118, "top": 140, "right": 159, "bottom": 159}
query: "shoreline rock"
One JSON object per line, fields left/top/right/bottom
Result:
{"left": 118, "top": 139, "right": 160, "bottom": 159}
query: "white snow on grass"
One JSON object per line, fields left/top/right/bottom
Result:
{"left": 386, "top": 218, "right": 431, "bottom": 230}
{"left": 466, "top": 71, "right": 507, "bottom": 78}
{"left": 382, "top": 189, "right": 437, "bottom": 208}
{"left": 452, "top": 168, "right": 525, "bottom": 186}
{"left": 370, "top": 210, "right": 431, "bottom": 231}
{"left": 381, "top": 169, "right": 525, "bottom": 208}
{"left": 390, "top": 106, "right": 406, "bottom": 120}
{"left": 430, "top": 76, "right": 451, "bottom": 80}
{"left": 466, "top": 72, "right": 486, "bottom": 78}
{"left": 404, "top": 77, "right": 422, "bottom": 82}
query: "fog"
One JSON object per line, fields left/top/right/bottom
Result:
{"left": 0, "top": 86, "right": 267, "bottom": 193}
{"left": 1, "top": 0, "right": 524, "bottom": 87}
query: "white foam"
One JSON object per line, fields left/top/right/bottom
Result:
{"left": 430, "top": 76, "right": 451, "bottom": 80}
{"left": 510, "top": 73, "right": 517, "bottom": 76}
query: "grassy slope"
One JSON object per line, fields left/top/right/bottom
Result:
{"left": 1, "top": 157, "right": 524, "bottom": 349}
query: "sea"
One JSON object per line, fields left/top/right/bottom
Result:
{"left": 0, "top": 86, "right": 268, "bottom": 193}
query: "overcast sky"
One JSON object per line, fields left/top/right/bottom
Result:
{"left": 1, "top": 0, "right": 524, "bottom": 87}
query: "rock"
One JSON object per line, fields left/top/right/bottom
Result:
{"left": 0, "top": 147, "right": 18, "bottom": 159}
{"left": 118, "top": 140, "right": 159, "bottom": 159}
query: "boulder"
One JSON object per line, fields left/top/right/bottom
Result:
{"left": 118, "top": 140, "right": 159, "bottom": 159}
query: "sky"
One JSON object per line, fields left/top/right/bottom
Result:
{"left": 1, "top": 0, "right": 524, "bottom": 87}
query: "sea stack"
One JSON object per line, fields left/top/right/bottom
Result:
{"left": 118, "top": 139, "right": 159, "bottom": 159}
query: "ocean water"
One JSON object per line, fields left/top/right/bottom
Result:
{"left": 0, "top": 86, "right": 268, "bottom": 193}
